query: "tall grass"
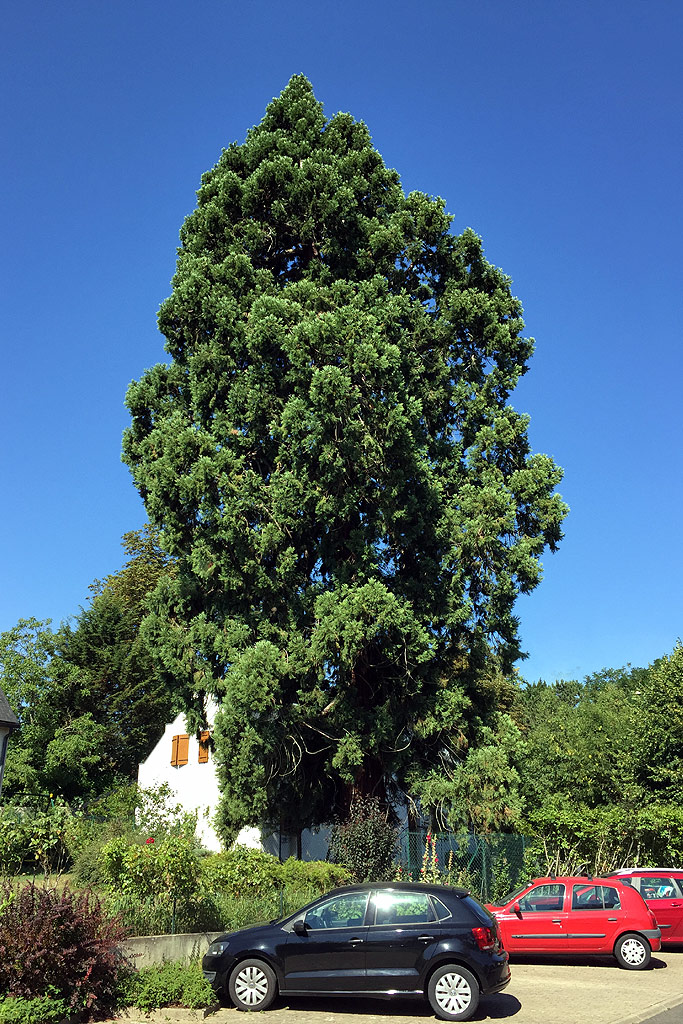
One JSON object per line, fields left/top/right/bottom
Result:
{"left": 108, "top": 886, "right": 321, "bottom": 937}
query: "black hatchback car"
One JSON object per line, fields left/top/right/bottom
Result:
{"left": 202, "top": 882, "right": 510, "bottom": 1021}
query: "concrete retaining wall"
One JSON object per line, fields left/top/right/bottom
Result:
{"left": 123, "top": 931, "right": 222, "bottom": 969}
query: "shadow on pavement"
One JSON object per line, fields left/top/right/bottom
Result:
{"left": 281, "top": 996, "right": 432, "bottom": 1016}
{"left": 509, "top": 953, "right": 668, "bottom": 970}
{"left": 279, "top": 993, "right": 522, "bottom": 1020}
{"left": 472, "top": 993, "right": 522, "bottom": 1020}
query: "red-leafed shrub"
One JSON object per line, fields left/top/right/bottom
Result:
{"left": 0, "top": 881, "right": 130, "bottom": 1021}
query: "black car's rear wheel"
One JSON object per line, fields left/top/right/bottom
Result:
{"left": 229, "top": 958, "right": 278, "bottom": 1010}
{"left": 427, "top": 964, "right": 480, "bottom": 1021}
{"left": 614, "top": 933, "right": 651, "bottom": 970}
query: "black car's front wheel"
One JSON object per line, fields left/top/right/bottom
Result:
{"left": 228, "top": 958, "right": 278, "bottom": 1011}
{"left": 427, "top": 964, "right": 480, "bottom": 1021}
{"left": 614, "top": 933, "right": 651, "bottom": 970}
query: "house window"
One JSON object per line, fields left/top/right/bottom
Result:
{"left": 171, "top": 734, "right": 189, "bottom": 767}
{"left": 198, "top": 730, "right": 211, "bottom": 764}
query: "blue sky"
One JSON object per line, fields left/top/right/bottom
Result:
{"left": 2, "top": 0, "right": 681, "bottom": 684}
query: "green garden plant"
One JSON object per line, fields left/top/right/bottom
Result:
{"left": 101, "top": 832, "right": 201, "bottom": 905}
{"left": 0, "top": 995, "right": 69, "bottom": 1024}
{"left": 280, "top": 856, "right": 350, "bottom": 893}
{"left": 200, "top": 846, "right": 283, "bottom": 897}
{"left": 119, "top": 959, "right": 215, "bottom": 1013}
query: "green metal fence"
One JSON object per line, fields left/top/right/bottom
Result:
{"left": 398, "top": 830, "right": 527, "bottom": 902}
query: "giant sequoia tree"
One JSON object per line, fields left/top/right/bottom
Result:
{"left": 123, "top": 76, "right": 567, "bottom": 841}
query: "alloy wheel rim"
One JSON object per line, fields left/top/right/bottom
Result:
{"left": 234, "top": 966, "right": 269, "bottom": 1005}
{"left": 622, "top": 939, "right": 646, "bottom": 965}
{"left": 434, "top": 972, "right": 472, "bottom": 1013}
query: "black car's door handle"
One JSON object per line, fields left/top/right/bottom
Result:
{"left": 348, "top": 938, "right": 364, "bottom": 945}
{"left": 418, "top": 935, "right": 435, "bottom": 942}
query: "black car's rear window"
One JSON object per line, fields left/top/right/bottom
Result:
{"left": 372, "top": 890, "right": 436, "bottom": 925}
{"left": 460, "top": 894, "right": 495, "bottom": 925}
{"left": 431, "top": 896, "right": 452, "bottom": 921}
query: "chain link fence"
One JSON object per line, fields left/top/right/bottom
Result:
{"left": 398, "top": 829, "right": 527, "bottom": 902}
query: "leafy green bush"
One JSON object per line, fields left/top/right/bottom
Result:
{"left": 67, "top": 783, "right": 199, "bottom": 887}
{"left": 521, "top": 798, "right": 683, "bottom": 875}
{"left": 71, "top": 837, "right": 110, "bottom": 888}
{"left": 200, "top": 846, "right": 283, "bottom": 897}
{"left": 119, "top": 960, "right": 215, "bottom": 1012}
{"left": 0, "top": 881, "right": 129, "bottom": 1020}
{"left": 0, "top": 804, "right": 73, "bottom": 877}
{"left": 328, "top": 798, "right": 399, "bottom": 882}
{"left": 0, "top": 995, "right": 69, "bottom": 1024}
{"left": 280, "top": 857, "right": 350, "bottom": 893}
{"left": 0, "top": 812, "right": 25, "bottom": 876}
{"left": 101, "top": 833, "right": 201, "bottom": 904}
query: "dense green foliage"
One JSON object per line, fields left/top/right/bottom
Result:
{"left": 200, "top": 845, "right": 284, "bottom": 897}
{"left": 0, "top": 995, "right": 69, "bottom": 1024}
{"left": 97, "top": 818, "right": 349, "bottom": 934}
{"left": 119, "top": 960, "right": 215, "bottom": 1013}
{"left": 122, "top": 74, "right": 566, "bottom": 839}
{"left": 0, "top": 803, "right": 73, "bottom": 876}
{"left": 0, "top": 529, "right": 177, "bottom": 803}
{"left": 280, "top": 855, "right": 350, "bottom": 892}
{"left": 101, "top": 833, "right": 201, "bottom": 905}
{"left": 514, "top": 643, "right": 683, "bottom": 871}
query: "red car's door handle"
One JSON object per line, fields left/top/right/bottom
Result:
{"left": 418, "top": 935, "right": 435, "bottom": 942}
{"left": 551, "top": 918, "right": 562, "bottom": 923}
{"left": 671, "top": 902, "right": 682, "bottom": 907}
{"left": 348, "top": 938, "right": 364, "bottom": 945}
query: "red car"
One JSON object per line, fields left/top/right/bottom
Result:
{"left": 486, "top": 876, "right": 661, "bottom": 969}
{"left": 609, "top": 869, "right": 683, "bottom": 944}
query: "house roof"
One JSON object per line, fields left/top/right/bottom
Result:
{"left": 0, "top": 686, "right": 19, "bottom": 730}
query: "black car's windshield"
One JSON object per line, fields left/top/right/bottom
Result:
{"left": 489, "top": 885, "right": 529, "bottom": 907}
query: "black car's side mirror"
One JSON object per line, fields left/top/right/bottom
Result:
{"left": 293, "top": 919, "right": 308, "bottom": 936}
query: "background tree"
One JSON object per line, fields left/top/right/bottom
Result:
{"left": 513, "top": 666, "right": 645, "bottom": 813}
{"left": 122, "top": 75, "right": 567, "bottom": 841}
{"left": 511, "top": 653, "right": 683, "bottom": 872}
{"left": 633, "top": 642, "right": 683, "bottom": 803}
{"left": 0, "top": 528, "right": 177, "bottom": 802}
{"left": 0, "top": 618, "right": 62, "bottom": 797}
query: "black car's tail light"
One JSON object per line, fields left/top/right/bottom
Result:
{"left": 472, "top": 925, "right": 497, "bottom": 951}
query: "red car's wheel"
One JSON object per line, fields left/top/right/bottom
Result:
{"left": 614, "top": 933, "right": 651, "bottom": 970}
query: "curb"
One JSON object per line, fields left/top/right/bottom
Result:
{"left": 114, "top": 1007, "right": 219, "bottom": 1023}
{"left": 614, "top": 992, "right": 683, "bottom": 1024}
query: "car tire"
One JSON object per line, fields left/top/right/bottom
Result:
{"left": 614, "top": 933, "right": 651, "bottom": 970}
{"left": 427, "top": 964, "right": 480, "bottom": 1021}
{"left": 228, "top": 958, "right": 278, "bottom": 1011}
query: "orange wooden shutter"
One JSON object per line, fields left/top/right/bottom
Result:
{"left": 171, "top": 734, "right": 179, "bottom": 766}
{"left": 176, "top": 734, "right": 189, "bottom": 766}
{"left": 198, "top": 731, "right": 210, "bottom": 764}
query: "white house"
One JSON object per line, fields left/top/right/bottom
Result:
{"left": 137, "top": 703, "right": 330, "bottom": 859}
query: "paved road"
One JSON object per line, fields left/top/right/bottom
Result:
{"left": 639, "top": 1009, "right": 683, "bottom": 1024}
{"left": 115, "top": 947, "right": 683, "bottom": 1024}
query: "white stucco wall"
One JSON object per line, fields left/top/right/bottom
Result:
{"left": 138, "top": 702, "right": 331, "bottom": 859}
{"left": 137, "top": 708, "right": 223, "bottom": 852}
